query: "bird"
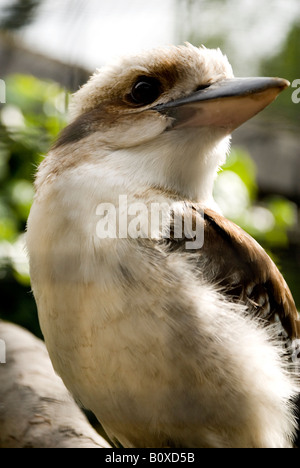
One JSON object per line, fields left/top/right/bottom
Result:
{"left": 26, "top": 43, "right": 300, "bottom": 448}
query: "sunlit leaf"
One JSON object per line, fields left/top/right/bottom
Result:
{"left": 215, "top": 147, "right": 297, "bottom": 248}
{"left": 0, "top": 217, "right": 18, "bottom": 241}
{"left": 266, "top": 196, "right": 297, "bottom": 228}
{"left": 10, "top": 179, "right": 35, "bottom": 220}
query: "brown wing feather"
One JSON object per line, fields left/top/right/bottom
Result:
{"left": 168, "top": 205, "right": 300, "bottom": 339}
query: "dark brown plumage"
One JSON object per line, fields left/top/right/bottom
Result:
{"left": 168, "top": 205, "right": 300, "bottom": 340}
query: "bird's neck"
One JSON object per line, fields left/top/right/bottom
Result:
{"left": 35, "top": 128, "right": 230, "bottom": 214}
{"left": 110, "top": 128, "right": 230, "bottom": 207}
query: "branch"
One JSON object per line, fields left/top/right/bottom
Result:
{"left": 0, "top": 321, "right": 111, "bottom": 448}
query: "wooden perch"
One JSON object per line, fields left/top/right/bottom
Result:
{"left": 0, "top": 321, "right": 111, "bottom": 448}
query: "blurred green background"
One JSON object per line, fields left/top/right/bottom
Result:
{"left": 0, "top": 0, "right": 299, "bottom": 337}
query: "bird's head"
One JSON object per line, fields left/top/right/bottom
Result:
{"left": 51, "top": 43, "right": 289, "bottom": 204}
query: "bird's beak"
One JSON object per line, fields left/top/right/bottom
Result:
{"left": 154, "top": 77, "right": 290, "bottom": 133}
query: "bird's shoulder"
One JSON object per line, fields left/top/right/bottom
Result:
{"left": 167, "top": 204, "right": 300, "bottom": 339}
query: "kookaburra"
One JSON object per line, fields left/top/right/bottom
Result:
{"left": 27, "top": 44, "right": 300, "bottom": 448}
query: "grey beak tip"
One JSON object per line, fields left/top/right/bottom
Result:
{"left": 275, "top": 77, "right": 290, "bottom": 89}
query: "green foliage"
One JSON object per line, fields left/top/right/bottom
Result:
{"left": 261, "top": 23, "right": 300, "bottom": 124}
{"left": 0, "top": 75, "right": 67, "bottom": 235}
{"left": 214, "top": 148, "right": 297, "bottom": 249}
{"left": 0, "top": 74, "right": 67, "bottom": 334}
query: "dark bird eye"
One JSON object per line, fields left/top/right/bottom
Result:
{"left": 130, "top": 76, "right": 161, "bottom": 106}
